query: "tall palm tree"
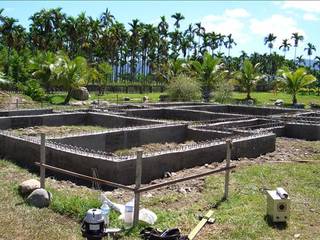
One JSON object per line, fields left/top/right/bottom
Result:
{"left": 279, "top": 39, "right": 292, "bottom": 58}
{"left": 224, "top": 34, "right": 237, "bottom": 57}
{"left": 291, "top": 32, "right": 304, "bottom": 61}
{"left": 171, "top": 12, "right": 184, "bottom": 29}
{"left": 128, "top": 19, "right": 141, "bottom": 81}
{"left": 264, "top": 33, "right": 277, "bottom": 54}
{"left": 304, "top": 43, "right": 316, "bottom": 67}
{"left": 99, "top": 8, "right": 114, "bottom": 30}
{"left": 277, "top": 67, "right": 316, "bottom": 104}
{"left": 235, "top": 59, "right": 262, "bottom": 100}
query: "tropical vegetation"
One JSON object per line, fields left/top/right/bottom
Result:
{"left": 0, "top": 8, "right": 318, "bottom": 105}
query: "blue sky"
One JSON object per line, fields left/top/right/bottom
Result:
{"left": 1, "top": 1, "right": 320, "bottom": 57}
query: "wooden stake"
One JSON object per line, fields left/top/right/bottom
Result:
{"left": 224, "top": 139, "right": 232, "bottom": 200}
{"left": 133, "top": 150, "right": 143, "bottom": 227}
{"left": 40, "top": 133, "right": 46, "bottom": 189}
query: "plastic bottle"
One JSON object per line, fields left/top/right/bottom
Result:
{"left": 100, "top": 201, "right": 110, "bottom": 227}
{"left": 124, "top": 199, "right": 134, "bottom": 228}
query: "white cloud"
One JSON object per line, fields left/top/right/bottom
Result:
{"left": 250, "top": 14, "right": 306, "bottom": 45}
{"left": 224, "top": 8, "right": 250, "bottom": 18}
{"left": 200, "top": 8, "right": 251, "bottom": 44}
{"left": 303, "top": 13, "right": 319, "bottom": 21}
{"left": 281, "top": 1, "right": 320, "bottom": 13}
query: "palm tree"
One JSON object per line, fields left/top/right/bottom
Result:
{"left": 279, "top": 39, "right": 291, "bottom": 58}
{"left": 29, "top": 51, "right": 57, "bottom": 92}
{"left": 313, "top": 56, "right": 320, "bottom": 70}
{"left": 128, "top": 19, "right": 141, "bottom": 81}
{"left": 277, "top": 67, "right": 316, "bottom": 104}
{"left": 224, "top": 34, "right": 237, "bottom": 57}
{"left": 52, "top": 53, "right": 88, "bottom": 104}
{"left": 171, "top": 12, "right": 184, "bottom": 29}
{"left": 100, "top": 8, "right": 114, "bottom": 30}
{"left": 291, "top": 32, "right": 304, "bottom": 61}
{"left": 304, "top": 43, "right": 316, "bottom": 67}
{"left": 235, "top": 59, "right": 262, "bottom": 100}
{"left": 296, "top": 55, "right": 305, "bottom": 66}
{"left": 264, "top": 33, "right": 277, "bottom": 54}
{"left": 190, "top": 52, "right": 226, "bottom": 101}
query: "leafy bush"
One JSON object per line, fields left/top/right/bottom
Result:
{"left": 212, "top": 80, "right": 233, "bottom": 103}
{"left": 167, "top": 74, "right": 201, "bottom": 101}
{"left": 17, "top": 79, "right": 45, "bottom": 101}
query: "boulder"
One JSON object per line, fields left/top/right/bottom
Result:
{"left": 69, "top": 101, "right": 84, "bottom": 106}
{"left": 26, "top": 188, "right": 52, "bottom": 208}
{"left": 71, "top": 87, "right": 90, "bottom": 101}
{"left": 275, "top": 99, "right": 284, "bottom": 106}
{"left": 19, "top": 179, "right": 40, "bottom": 195}
{"left": 143, "top": 96, "right": 149, "bottom": 102}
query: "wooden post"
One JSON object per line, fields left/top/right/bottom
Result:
{"left": 15, "top": 98, "right": 19, "bottom": 109}
{"left": 40, "top": 133, "right": 46, "bottom": 189}
{"left": 224, "top": 139, "right": 232, "bottom": 200}
{"left": 133, "top": 150, "right": 143, "bottom": 227}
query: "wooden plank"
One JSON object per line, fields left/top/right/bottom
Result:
{"left": 188, "top": 210, "right": 215, "bottom": 240}
{"left": 137, "top": 165, "right": 236, "bottom": 193}
{"left": 34, "top": 162, "right": 135, "bottom": 191}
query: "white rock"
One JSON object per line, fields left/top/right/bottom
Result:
{"left": 26, "top": 188, "right": 52, "bottom": 208}
{"left": 19, "top": 179, "right": 40, "bottom": 195}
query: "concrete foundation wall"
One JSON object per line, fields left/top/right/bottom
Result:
{"left": 126, "top": 108, "right": 240, "bottom": 121}
{"left": 284, "top": 123, "right": 320, "bottom": 140}
{"left": 87, "top": 112, "right": 159, "bottom": 128}
{"left": 0, "top": 109, "right": 53, "bottom": 117}
{"left": 116, "top": 133, "right": 276, "bottom": 184}
{"left": 0, "top": 112, "right": 158, "bottom": 130}
{"left": 0, "top": 132, "right": 276, "bottom": 185}
{"left": 53, "top": 125, "right": 188, "bottom": 152}
{"left": 180, "top": 105, "right": 298, "bottom": 116}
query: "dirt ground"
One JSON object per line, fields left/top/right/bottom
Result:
{"left": 9, "top": 125, "right": 108, "bottom": 137}
{"left": 107, "top": 137, "right": 320, "bottom": 202}
{"left": 114, "top": 140, "right": 197, "bottom": 156}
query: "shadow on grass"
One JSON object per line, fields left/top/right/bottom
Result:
{"left": 264, "top": 215, "right": 288, "bottom": 230}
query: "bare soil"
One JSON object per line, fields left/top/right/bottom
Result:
{"left": 114, "top": 140, "right": 197, "bottom": 156}
{"left": 9, "top": 125, "right": 108, "bottom": 137}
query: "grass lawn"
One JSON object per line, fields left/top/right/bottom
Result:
{"left": 232, "top": 91, "right": 320, "bottom": 106}
{"left": 0, "top": 138, "right": 319, "bottom": 239}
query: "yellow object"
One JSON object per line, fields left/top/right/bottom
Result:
{"left": 188, "top": 210, "right": 215, "bottom": 240}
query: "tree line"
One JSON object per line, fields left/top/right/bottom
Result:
{"left": 0, "top": 7, "right": 319, "bottom": 105}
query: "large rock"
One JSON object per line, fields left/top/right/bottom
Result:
{"left": 71, "top": 87, "right": 90, "bottom": 101}
{"left": 19, "top": 179, "right": 40, "bottom": 195}
{"left": 26, "top": 188, "right": 52, "bottom": 208}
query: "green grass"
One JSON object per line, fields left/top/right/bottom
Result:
{"left": 0, "top": 140, "right": 320, "bottom": 239}
{"left": 90, "top": 92, "right": 163, "bottom": 103}
{"left": 232, "top": 91, "right": 320, "bottom": 106}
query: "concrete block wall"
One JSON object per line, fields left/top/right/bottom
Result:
{"left": 179, "top": 104, "right": 298, "bottom": 116}
{"left": 0, "top": 109, "right": 53, "bottom": 117}
{"left": 284, "top": 123, "right": 320, "bottom": 140}
{"left": 52, "top": 124, "right": 188, "bottom": 152}
{"left": 0, "top": 132, "right": 275, "bottom": 185}
{"left": 115, "top": 133, "right": 276, "bottom": 184}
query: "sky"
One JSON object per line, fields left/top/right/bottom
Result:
{"left": 1, "top": 1, "right": 319, "bottom": 58}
